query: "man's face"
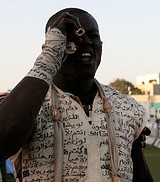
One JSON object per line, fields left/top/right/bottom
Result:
{"left": 57, "top": 12, "right": 102, "bottom": 81}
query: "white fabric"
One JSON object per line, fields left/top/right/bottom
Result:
{"left": 26, "top": 28, "right": 66, "bottom": 85}
{"left": 12, "top": 84, "right": 146, "bottom": 182}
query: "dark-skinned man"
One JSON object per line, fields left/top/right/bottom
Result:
{"left": 0, "top": 8, "right": 153, "bottom": 182}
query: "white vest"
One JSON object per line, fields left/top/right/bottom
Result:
{"left": 14, "top": 84, "right": 146, "bottom": 182}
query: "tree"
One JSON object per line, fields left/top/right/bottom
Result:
{"left": 109, "top": 78, "right": 143, "bottom": 95}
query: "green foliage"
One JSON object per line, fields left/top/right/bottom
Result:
{"left": 109, "top": 78, "right": 143, "bottom": 95}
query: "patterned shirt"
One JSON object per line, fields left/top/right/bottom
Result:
{"left": 16, "top": 83, "right": 146, "bottom": 182}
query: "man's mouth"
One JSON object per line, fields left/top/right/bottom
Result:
{"left": 80, "top": 53, "right": 92, "bottom": 64}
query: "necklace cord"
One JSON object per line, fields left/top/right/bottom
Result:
{"left": 51, "top": 81, "right": 119, "bottom": 181}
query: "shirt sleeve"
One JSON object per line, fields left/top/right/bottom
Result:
{"left": 130, "top": 97, "right": 147, "bottom": 140}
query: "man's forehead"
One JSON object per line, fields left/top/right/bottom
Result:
{"left": 46, "top": 8, "right": 98, "bottom": 32}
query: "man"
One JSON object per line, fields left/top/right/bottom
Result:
{"left": 0, "top": 8, "right": 153, "bottom": 181}
{"left": 0, "top": 160, "right": 7, "bottom": 182}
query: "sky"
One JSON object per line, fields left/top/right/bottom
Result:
{"left": 0, "top": 0, "right": 160, "bottom": 92}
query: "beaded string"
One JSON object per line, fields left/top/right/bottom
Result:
{"left": 94, "top": 79, "right": 119, "bottom": 182}
{"left": 51, "top": 80, "right": 120, "bottom": 182}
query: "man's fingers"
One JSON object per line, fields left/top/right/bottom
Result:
{"left": 51, "top": 12, "right": 85, "bottom": 36}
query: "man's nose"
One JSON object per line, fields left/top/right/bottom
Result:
{"left": 81, "top": 34, "right": 92, "bottom": 45}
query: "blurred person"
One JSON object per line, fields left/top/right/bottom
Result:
{"left": 0, "top": 160, "right": 7, "bottom": 182}
{"left": 0, "top": 8, "right": 153, "bottom": 182}
{"left": 6, "top": 159, "right": 16, "bottom": 182}
{"left": 0, "top": 171, "right": 1, "bottom": 182}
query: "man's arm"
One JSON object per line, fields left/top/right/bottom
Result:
{"left": 0, "top": 77, "right": 49, "bottom": 160}
{"left": 0, "top": 27, "right": 66, "bottom": 160}
{"left": 131, "top": 127, "right": 154, "bottom": 182}
{"left": 0, "top": 12, "right": 85, "bottom": 160}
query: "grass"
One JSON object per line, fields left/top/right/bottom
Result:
{"left": 6, "top": 175, "right": 16, "bottom": 182}
{"left": 143, "top": 145, "right": 160, "bottom": 182}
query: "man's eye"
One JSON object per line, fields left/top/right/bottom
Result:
{"left": 89, "top": 34, "right": 100, "bottom": 39}
{"left": 89, "top": 35, "right": 102, "bottom": 44}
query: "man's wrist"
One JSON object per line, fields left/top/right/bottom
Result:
{"left": 26, "top": 28, "right": 67, "bottom": 85}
